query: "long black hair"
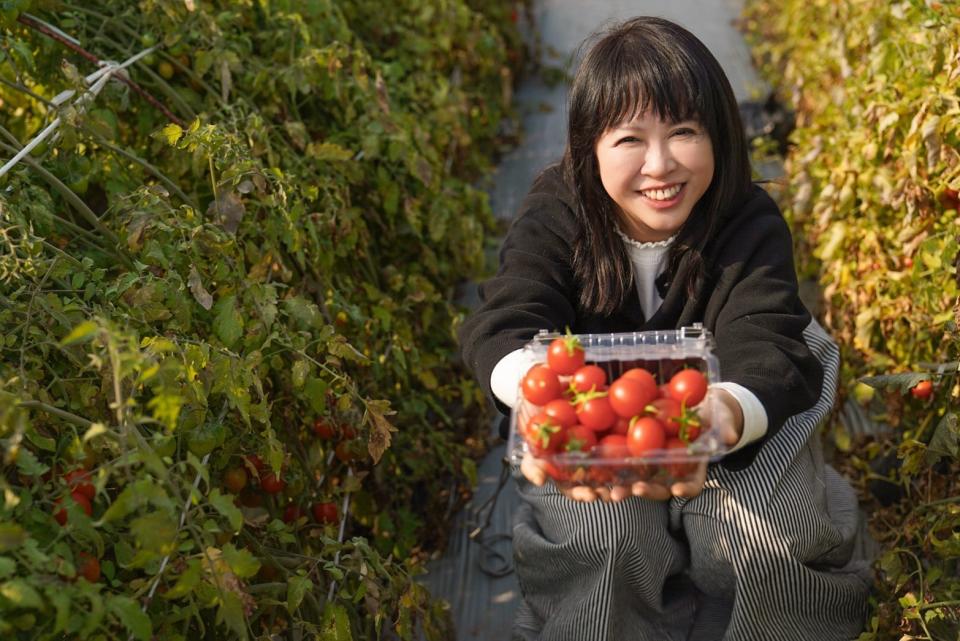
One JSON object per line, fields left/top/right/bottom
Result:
{"left": 563, "top": 16, "right": 752, "bottom": 315}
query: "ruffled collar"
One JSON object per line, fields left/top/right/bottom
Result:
{"left": 615, "top": 226, "right": 677, "bottom": 249}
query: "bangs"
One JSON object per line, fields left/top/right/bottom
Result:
{"left": 582, "top": 25, "right": 714, "bottom": 134}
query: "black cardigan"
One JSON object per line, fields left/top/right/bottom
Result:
{"left": 458, "top": 165, "right": 823, "bottom": 471}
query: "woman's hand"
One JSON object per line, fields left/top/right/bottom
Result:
{"left": 519, "top": 386, "right": 744, "bottom": 502}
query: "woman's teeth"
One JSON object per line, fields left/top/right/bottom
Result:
{"left": 641, "top": 184, "right": 683, "bottom": 201}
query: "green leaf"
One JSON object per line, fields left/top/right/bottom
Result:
{"left": 0, "top": 579, "right": 43, "bottom": 609}
{"left": 14, "top": 448, "right": 48, "bottom": 477}
{"left": 304, "top": 377, "right": 329, "bottom": 414}
{"left": 286, "top": 574, "right": 313, "bottom": 613}
{"left": 107, "top": 594, "right": 153, "bottom": 641}
{"left": 320, "top": 602, "right": 354, "bottom": 641}
{"left": 213, "top": 295, "right": 244, "bottom": 348}
{"left": 217, "top": 591, "right": 248, "bottom": 640}
{"left": 0, "top": 523, "right": 27, "bottom": 552}
{"left": 60, "top": 320, "right": 98, "bottom": 346}
{"left": 926, "top": 412, "right": 959, "bottom": 465}
{"left": 222, "top": 543, "right": 260, "bottom": 578}
{"left": 209, "top": 489, "right": 243, "bottom": 532}
{"left": 162, "top": 559, "right": 201, "bottom": 600}
{"left": 0, "top": 557, "right": 16, "bottom": 578}
{"left": 860, "top": 372, "right": 928, "bottom": 394}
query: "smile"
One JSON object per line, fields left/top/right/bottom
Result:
{"left": 639, "top": 184, "right": 684, "bottom": 201}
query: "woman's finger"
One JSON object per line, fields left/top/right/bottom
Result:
{"left": 670, "top": 460, "right": 708, "bottom": 498}
{"left": 520, "top": 452, "right": 547, "bottom": 486}
{"left": 629, "top": 481, "right": 672, "bottom": 501}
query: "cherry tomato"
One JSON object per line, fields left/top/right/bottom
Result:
{"left": 608, "top": 375, "right": 659, "bottom": 418}
{"left": 596, "top": 433, "right": 630, "bottom": 459}
{"left": 312, "top": 501, "right": 339, "bottom": 525}
{"left": 283, "top": 504, "right": 304, "bottom": 523}
{"left": 312, "top": 419, "right": 336, "bottom": 439}
{"left": 335, "top": 439, "right": 365, "bottom": 463}
{"left": 542, "top": 460, "right": 570, "bottom": 482}
{"left": 571, "top": 365, "right": 607, "bottom": 393}
{"left": 246, "top": 455, "right": 267, "bottom": 473}
{"left": 667, "top": 369, "right": 708, "bottom": 406}
{"left": 610, "top": 416, "right": 631, "bottom": 436}
{"left": 260, "top": 471, "right": 286, "bottom": 494}
{"left": 547, "top": 335, "right": 586, "bottom": 375}
{"left": 646, "top": 397, "right": 684, "bottom": 436}
{"left": 910, "top": 380, "right": 933, "bottom": 400}
{"left": 621, "top": 367, "right": 658, "bottom": 390}
{"left": 223, "top": 467, "right": 248, "bottom": 493}
{"left": 543, "top": 398, "right": 578, "bottom": 428}
{"left": 77, "top": 553, "right": 100, "bottom": 582}
{"left": 575, "top": 396, "right": 617, "bottom": 431}
{"left": 64, "top": 469, "right": 95, "bottom": 501}
{"left": 564, "top": 425, "right": 597, "bottom": 453}
{"left": 54, "top": 491, "right": 93, "bottom": 526}
{"left": 525, "top": 412, "right": 568, "bottom": 454}
{"left": 664, "top": 438, "right": 697, "bottom": 478}
{"left": 521, "top": 364, "right": 563, "bottom": 405}
{"left": 627, "top": 417, "right": 666, "bottom": 457}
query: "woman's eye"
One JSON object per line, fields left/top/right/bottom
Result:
{"left": 672, "top": 127, "right": 698, "bottom": 137}
{"left": 616, "top": 136, "right": 641, "bottom": 145}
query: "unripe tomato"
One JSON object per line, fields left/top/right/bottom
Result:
{"left": 158, "top": 61, "right": 175, "bottom": 79}
{"left": 77, "top": 552, "right": 100, "bottom": 582}
{"left": 910, "top": 380, "right": 933, "bottom": 400}
{"left": 223, "top": 467, "right": 248, "bottom": 493}
{"left": 312, "top": 501, "right": 339, "bottom": 525}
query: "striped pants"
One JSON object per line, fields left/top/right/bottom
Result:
{"left": 511, "top": 321, "right": 872, "bottom": 641}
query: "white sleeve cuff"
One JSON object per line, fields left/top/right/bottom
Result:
{"left": 709, "top": 382, "right": 768, "bottom": 454}
{"left": 490, "top": 348, "right": 540, "bottom": 409}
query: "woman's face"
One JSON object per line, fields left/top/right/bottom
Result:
{"left": 595, "top": 111, "right": 715, "bottom": 243}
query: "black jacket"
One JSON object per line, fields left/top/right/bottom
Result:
{"left": 458, "top": 165, "right": 823, "bottom": 470}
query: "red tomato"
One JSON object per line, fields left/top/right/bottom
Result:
{"left": 621, "top": 367, "right": 658, "bottom": 391}
{"left": 571, "top": 365, "right": 607, "bottom": 393}
{"left": 627, "top": 417, "right": 666, "bottom": 457}
{"left": 525, "top": 412, "right": 568, "bottom": 454}
{"left": 564, "top": 425, "right": 598, "bottom": 453}
{"left": 664, "top": 438, "right": 698, "bottom": 478}
{"left": 543, "top": 460, "right": 570, "bottom": 482}
{"left": 521, "top": 364, "right": 563, "bottom": 405}
{"left": 543, "top": 398, "right": 579, "bottom": 427}
{"left": 610, "top": 416, "right": 631, "bottom": 436}
{"left": 596, "top": 433, "right": 630, "bottom": 459}
{"left": 312, "top": 418, "right": 336, "bottom": 439}
{"left": 64, "top": 469, "right": 95, "bottom": 501}
{"left": 335, "top": 439, "right": 364, "bottom": 463}
{"left": 77, "top": 553, "right": 101, "bottom": 582}
{"left": 54, "top": 491, "right": 93, "bottom": 526}
{"left": 608, "top": 375, "right": 659, "bottom": 418}
{"left": 246, "top": 455, "right": 267, "bottom": 473}
{"left": 646, "top": 398, "right": 683, "bottom": 436}
{"left": 575, "top": 396, "right": 617, "bottom": 431}
{"left": 667, "top": 369, "right": 708, "bottom": 406}
{"left": 909, "top": 380, "right": 933, "bottom": 400}
{"left": 283, "top": 504, "right": 304, "bottom": 523}
{"left": 260, "top": 471, "right": 286, "bottom": 494}
{"left": 312, "top": 501, "right": 339, "bottom": 525}
{"left": 224, "top": 467, "right": 248, "bottom": 493}
{"left": 547, "top": 335, "right": 586, "bottom": 375}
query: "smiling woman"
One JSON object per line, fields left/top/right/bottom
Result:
{"left": 458, "top": 15, "right": 870, "bottom": 641}
{"left": 594, "top": 114, "right": 715, "bottom": 243}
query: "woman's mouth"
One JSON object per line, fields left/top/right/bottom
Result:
{"left": 638, "top": 183, "right": 685, "bottom": 208}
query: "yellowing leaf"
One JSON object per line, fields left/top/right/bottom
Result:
{"left": 60, "top": 320, "right": 98, "bottom": 346}
{"left": 160, "top": 123, "right": 183, "bottom": 146}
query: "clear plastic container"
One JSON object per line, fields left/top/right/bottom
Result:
{"left": 507, "top": 324, "right": 727, "bottom": 487}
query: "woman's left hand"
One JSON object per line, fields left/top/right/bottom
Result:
{"left": 524, "top": 386, "right": 745, "bottom": 503}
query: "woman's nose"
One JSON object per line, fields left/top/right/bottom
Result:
{"left": 643, "top": 141, "right": 675, "bottom": 177}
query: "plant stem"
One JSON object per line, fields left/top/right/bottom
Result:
{"left": 17, "top": 401, "right": 94, "bottom": 428}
